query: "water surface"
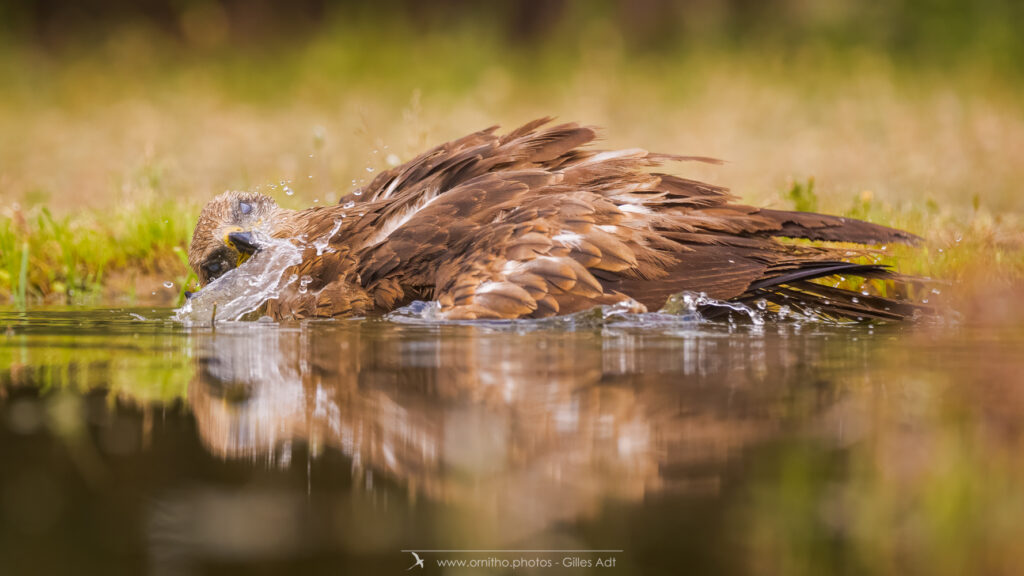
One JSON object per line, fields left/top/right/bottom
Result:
{"left": 1, "top": 308, "right": 1023, "bottom": 575}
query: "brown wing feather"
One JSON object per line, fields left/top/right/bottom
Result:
{"left": 271, "top": 118, "right": 922, "bottom": 320}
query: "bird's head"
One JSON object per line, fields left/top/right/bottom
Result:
{"left": 188, "top": 191, "right": 282, "bottom": 286}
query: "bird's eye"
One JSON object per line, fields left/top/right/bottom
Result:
{"left": 203, "top": 260, "right": 227, "bottom": 281}
{"left": 239, "top": 201, "right": 252, "bottom": 215}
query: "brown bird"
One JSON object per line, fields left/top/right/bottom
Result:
{"left": 188, "top": 118, "right": 920, "bottom": 321}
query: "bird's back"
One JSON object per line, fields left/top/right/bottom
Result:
{"left": 257, "top": 118, "right": 921, "bottom": 321}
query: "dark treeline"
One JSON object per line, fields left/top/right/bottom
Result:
{"left": 1, "top": 0, "right": 1022, "bottom": 68}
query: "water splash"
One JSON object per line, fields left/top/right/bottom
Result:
{"left": 312, "top": 219, "right": 343, "bottom": 256}
{"left": 662, "top": 292, "right": 766, "bottom": 325}
{"left": 387, "top": 294, "right": 758, "bottom": 330}
{"left": 174, "top": 232, "right": 303, "bottom": 324}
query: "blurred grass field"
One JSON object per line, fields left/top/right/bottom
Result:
{"left": 0, "top": 2, "right": 1022, "bottom": 305}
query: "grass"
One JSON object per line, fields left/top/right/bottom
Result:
{"left": 0, "top": 199, "right": 198, "bottom": 305}
{"left": 0, "top": 22, "right": 1022, "bottom": 306}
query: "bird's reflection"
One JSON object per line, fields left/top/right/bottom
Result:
{"left": 186, "top": 320, "right": 862, "bottom": 540}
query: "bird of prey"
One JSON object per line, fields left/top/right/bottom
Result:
{"left": 187, "top": 118, "right": 920, "bottom": 321}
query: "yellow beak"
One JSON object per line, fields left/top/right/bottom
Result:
{"left": 224, "top": 230, "right": 260, "bottom": 266}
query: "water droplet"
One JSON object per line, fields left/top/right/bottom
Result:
{"left": 755, "top": 299, "right": 767, "bottom": 310}
{"left": 851, "top": 297, "right": 859, "bottom": 303}
{"left": 931, "top": 288, "right": 941, "bottom": 295}
{"left": 372, "top": 149, "right": 379, "bottom": 154}
{"left": 163, "top": 281, "right": 174, "bottom": 289}
{"left": 386, "top": 153, "right": 401, "bottom": 167}
{"left": 288, "top": 274, "right": 298, "bottom": 283}
{"left": 308, "top": 175, "right": 313, "bottom": 179}
{"left": 313, "top": 199, "right": 319, "bottom": 203}
{"left": 312, "top": 125, "right": 327, "bottom": 149}
{"left": 284, "top": 186, "right": 294, "bottom": 196}
{"left": 354, "top": 190, "right": 362, "bottom": 196}
{"left": 366, "top": 167, "right": 375, "bottom": 173}
{"left": 343, "top": 201, "right": 355, "bottom": 209}
{"left": 861, "top": 290, "right": 870, "bottom": 296}
{"left": 308, "top": 154, "right": 314, "bottom": 158}
{"left": 298, "top": 275, "right": 313, "bottom": 294}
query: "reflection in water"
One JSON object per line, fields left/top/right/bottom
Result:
{"left": 2, "top": 307, "right": 1024, "bottom": 575}
{"left": 186, "top": 319, "right": 867, "bottom": 544}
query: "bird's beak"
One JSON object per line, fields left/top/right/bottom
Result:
{"left": 226, "top": 231, "right": 260, "bottom": 265}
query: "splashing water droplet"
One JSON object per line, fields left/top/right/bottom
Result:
{"left": 755, "top": 299, "right": 767, "bottom": 310}
{"left": 174, "top": 233, "right": 304, "bottom": 324}
{"left": 343, "top": 201, "right": 355, "bottom": 209}
{"left": 163, "top": 281, "right": 174, "bottom": 289}
{"left": 298, "top": 275, "right": 313, "bottom": 295}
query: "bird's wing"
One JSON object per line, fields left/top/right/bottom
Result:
{"left": 338, "top": 118, "right": 595, "bottom": 215}
{"left": 331, "top": 119, "right": 920, "bottom": 319}
{"left": 354, "top": 168, "right": 780, "bottom": 319}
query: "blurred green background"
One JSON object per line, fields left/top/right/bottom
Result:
{"left": 0, "top": 0, "right": 1021, "bottom": 303}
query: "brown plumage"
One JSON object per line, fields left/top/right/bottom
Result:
{"left": 188, "top": 118, "right": 921, "bottom": 321}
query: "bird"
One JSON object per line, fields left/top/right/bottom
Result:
{"left": 407, "top": 552, "right": 425, "bottom": 570}
{"left": 187, "top": 118, "right": 921, "bottom": 321}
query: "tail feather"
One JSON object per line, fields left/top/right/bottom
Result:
{"left": 701, "top": 260, "right": 926, "bottom": 321}
{"left": 757, "top": 209, "right": 921, "bottom": 245}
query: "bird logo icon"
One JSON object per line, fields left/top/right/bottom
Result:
{"left": 407, "top": 551, "right": 425, "bottom": 570}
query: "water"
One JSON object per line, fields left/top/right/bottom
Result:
{"left": 1, "top": 307, "right": 1023, "bottom": 575}
{"left": 175, "top": 235, "right": 304, "bottom": 324}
